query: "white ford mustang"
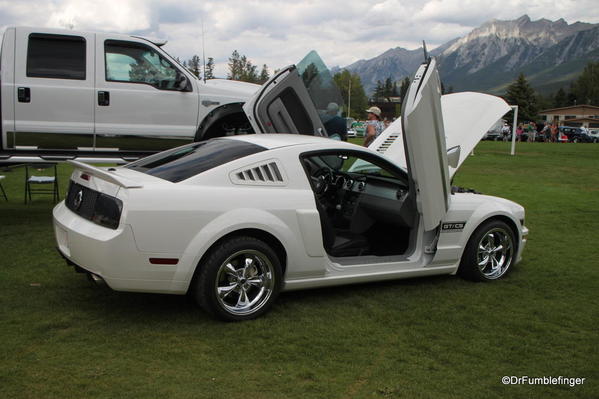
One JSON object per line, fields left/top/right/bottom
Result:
{"left": 53, "top": 58, "right": 528, "bottom": 321}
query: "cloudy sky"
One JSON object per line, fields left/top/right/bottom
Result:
{"left": 1, "top": 0, "right": 597, "bottom": 77}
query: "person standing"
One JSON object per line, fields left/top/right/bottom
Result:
{"left": 501, "top": 122, "right": 511, "bottom": 142}
{"left": 541, "top": 123, "right": 550, "bottom": 142}
{"left": 550, "top": 123, "right": 558, "bottom": 143}
{"left": 322, "top": 102, "right": 348, "bottom": 141}
{"left": 516, "top": 124, "right": 524, "bottom": 142}
{"left": 363, "top": 106, "right": 384, "bottom": 147}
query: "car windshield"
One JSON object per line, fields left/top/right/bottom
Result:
{"left": 125, "top": 139, "right": 266, "bottom": 182}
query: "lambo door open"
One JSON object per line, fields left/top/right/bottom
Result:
{"left": 401, "top": 58, "right": 451, "bottom": 231}
{"left": 242, "top": 65, "right": 327, "bottom": 136}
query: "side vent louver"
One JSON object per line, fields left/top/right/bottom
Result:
{"left": 231, "top": 160, "right": 286, "bottom": 186}
{"left": 376, "top": 133, "right": 399, "bottom": 154}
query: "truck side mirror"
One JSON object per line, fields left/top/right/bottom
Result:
{"left": 176, "top": 73, "right": 189, "bottom": 91}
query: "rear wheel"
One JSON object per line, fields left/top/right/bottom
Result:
{"left": 195, "top": 236, "right": 282, "bottom": 321}
{"left": 458, "top": 219, "right": 516, "bottom": 281}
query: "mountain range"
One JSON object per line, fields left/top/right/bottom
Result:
{"left": 338, "top": 15, "right": 599, "bottom": 96}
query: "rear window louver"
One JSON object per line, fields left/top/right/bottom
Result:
{"left": 230, "top": 160, "right": 286, "bottom": 186}
{"left": 375, "top": 133, "right": 400, "bottom": 154}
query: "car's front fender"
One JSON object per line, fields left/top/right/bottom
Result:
{"left": 432, "top": 194, "right": 525, "bottom": 270}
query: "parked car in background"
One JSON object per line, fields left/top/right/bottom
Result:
{"left": 482, "top": 130, "right": 502, "bottom": 141}
{"left": 1, "top": 26, "right": 258, "bottom": 164}
{"left": 351, "top": 121, "right": 366, "bottom": 137}
{"left": 345, "top": 117, "right": 357, "bottom": 138}
{"left": 559, "top": 127, "right": 593, "bottom": 143}
{"left": 482, "top": 119, "right": 505, "bottom": 141}
{"left": 588, "top": 129, "right": 599, "bottom": 143}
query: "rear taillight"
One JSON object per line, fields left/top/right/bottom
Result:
{"left": 91, "top": 193, "right": 123, "bottom": 229}
{"left": 66, "top": 181, "right": 123, "bottom": 230}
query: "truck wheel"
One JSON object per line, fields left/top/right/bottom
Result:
{"left": 195, "top": 236, "right": 282, "bottom": 321}
{"left": 458, "top": 220, "right": 516, "bottom": 282}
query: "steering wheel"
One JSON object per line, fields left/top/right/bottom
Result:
{"left": 311, "top": 168, "right": 334, "bottom": 198}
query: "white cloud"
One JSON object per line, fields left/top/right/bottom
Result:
{"left": 0, "top": 0, "right": 597, "bottom": 77}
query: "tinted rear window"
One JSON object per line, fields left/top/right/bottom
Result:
{"left": 126, "top": 139, "right": 266, "bottom": 182}
{"left": 27, "top": 33, "right": 86, "bottom": 80}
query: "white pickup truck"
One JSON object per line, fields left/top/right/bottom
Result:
{"left": 0, "top": 26, "right": 259, "bottom": 163}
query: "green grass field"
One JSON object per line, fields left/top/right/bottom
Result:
{"left": 1, "top": 141, "right": 597, "bottom": 398}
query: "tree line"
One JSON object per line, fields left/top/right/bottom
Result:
{"left": 504, "top": 61, "right": 599, "bottom": 122}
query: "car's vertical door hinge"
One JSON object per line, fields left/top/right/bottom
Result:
{"left": 424, "top": 226, "right": 441, "bottom": 254}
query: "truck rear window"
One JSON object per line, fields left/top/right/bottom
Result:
{"left": 27, "top": 33, "right": 86, "bottom": 80}
{"left": 125, "top": 139, "right": 266, "bottom": 182}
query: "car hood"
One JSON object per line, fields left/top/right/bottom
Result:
{"left": 370, "top": 92, "right": 510, "bottom": 178}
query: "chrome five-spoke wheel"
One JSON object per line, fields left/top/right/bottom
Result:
{"left": 458, "top": 219, "right": 517, "bottom": 282}
{"left": 476, "top": 227, "right": 514, "bottom": 279}
{"left": 215, "top": 250, "right": 275, "bottom": 316}
{"left": 195, "top": 236, "right": 282, "bottom": 321}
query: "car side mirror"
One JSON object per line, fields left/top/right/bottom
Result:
{"left": 447, "top": 146, "right": 461, "bottom": 169}
{"left": 176, "top": 73, "right": 189, "bottom": 91}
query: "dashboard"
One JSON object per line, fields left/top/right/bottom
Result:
{"left": 314, "top": 169, "right": 415, "bottom": 232}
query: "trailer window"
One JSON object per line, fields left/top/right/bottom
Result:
{"left": 27, "top": 33, "right": 86, "bottom": 80}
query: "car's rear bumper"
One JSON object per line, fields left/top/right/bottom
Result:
{"left": 53, "top": 201, "right": 186, "bottom": 294}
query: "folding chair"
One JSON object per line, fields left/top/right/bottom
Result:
{"left": 24, "top": 163, "right": 60, "bottom": 204}
{"left": 0, "top": 175, "right": 7, "bottom": 201}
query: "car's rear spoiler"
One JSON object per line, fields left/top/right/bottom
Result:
{"left": 68, "top": 160, "right": 143, "bottom": 188}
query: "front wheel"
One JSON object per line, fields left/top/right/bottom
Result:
{"left": 195, "top": 236, "right": 282, "bottom": 321}
{"left": 458, "top": 219, "right": 516, "bottom": 281}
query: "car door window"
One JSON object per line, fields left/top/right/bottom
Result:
{"left": 105, "top": 40, "right": 179, "bottom": 90}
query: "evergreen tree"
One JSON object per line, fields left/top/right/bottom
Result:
{"left": 504, "top": 73, "right": 538, "bottom": 122}
{"left": 383, "top": 77, "right": 394, "bottom": 101}
{"left": 399, "top": 77, "right": 410, "bottom": 102}
{"left": 227, "top": 50, "right": 260, "bottom": 83}
{"left": 205, "top": 57, "right": 215, "bottom": 80}
{"left": 187, "top": 55, "right": 201, "bottom": 78}
{"left": 553, "top": 88, "right": 567, "bottom": 108}
{"left": 373, "top": 80, "right": 384, "bottom": 100}
{"left": 571, "top": 61, "right": 599, "bottom": 105}
{"left": 259, "top": 64, "right": 269, "bottom": 84}
{"left": 301, "top": 63, "right": 320, "bottom": 89}
{"left": 227, "top": 50, "right": 242, "bottom": 80}
{"left": 536, "top": 93, "right": 553, "bottom": 111}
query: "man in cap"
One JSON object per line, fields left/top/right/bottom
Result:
{"left": 363, "top": 106, "right": 384, "bottom": 146}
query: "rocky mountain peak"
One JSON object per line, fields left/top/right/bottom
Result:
{"left": 443, "top": 15, "right": 595, "bottom": 55}
{"left": 341, "top": 15, "right": 599, "bottom": 96}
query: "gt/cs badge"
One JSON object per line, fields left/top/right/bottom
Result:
{"left": 442, "top": 222, "right": 466, "bottom": 232}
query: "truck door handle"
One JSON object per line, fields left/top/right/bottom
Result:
{"left": 98, "top": 91, "right": 110, "bottom": 106}
{"left": 17, "top": 87, "right": 30, "bottom": 103}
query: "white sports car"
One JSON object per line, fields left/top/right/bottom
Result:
{"left": 53, "top": 58, "right": 528, "bottom": 321}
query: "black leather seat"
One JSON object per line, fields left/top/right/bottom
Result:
{"left": 316, "top": 201, "right": 369, "bottom": 257}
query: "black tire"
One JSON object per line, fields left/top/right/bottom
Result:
{"left": 195, "top": 236, "right": 282, "bottom": 321}
{"left": 458, "top": 219, "right": 516, "bottom": 282}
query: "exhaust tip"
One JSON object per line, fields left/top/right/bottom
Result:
{"left": 87, "top": 273, "right": 106, "bottom": 286}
